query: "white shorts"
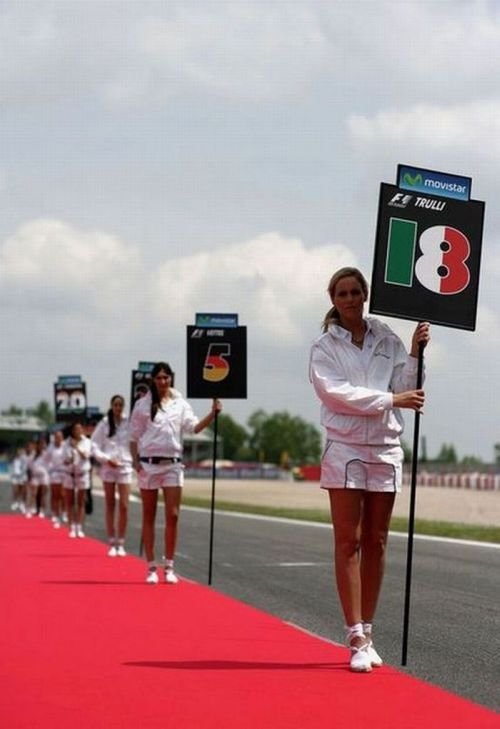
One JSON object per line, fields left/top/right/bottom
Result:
{"left": 100, "top": 466, "right": 133, "bottom": 485}
{"left": 50, "top": 471, "right": 66, "bottom": 485}
{"left": 31, "top": 476, "right": 49, "bottom": 488}
{"left": 138, "top": 462, "right": 184, "bottom": 490}
{"left": 63, "top": 473, "right": 91, "bottom": 491}
{"left": 321, "top": 440, "right": 403, "bottom": 493}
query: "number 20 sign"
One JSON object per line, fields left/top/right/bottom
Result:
{"left": 370, "top": 183, "right": 485, "bottom": 331}
{"left": 187, "top": 326, "right": 247, "bottom": 399}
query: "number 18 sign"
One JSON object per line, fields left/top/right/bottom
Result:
{"left": 370, "top": 182, "right": 485, "bottom": 330}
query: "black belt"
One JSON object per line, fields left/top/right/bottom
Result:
{"left": 139, "top": 457, "right": 182, "bottom": 464}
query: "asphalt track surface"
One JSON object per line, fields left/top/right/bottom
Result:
{"left": 2, "top": 486, "right": 499, "bottom": 712}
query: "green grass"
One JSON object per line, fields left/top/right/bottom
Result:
{"left": 182, "top": 496, "right": 500, "bottom": 544}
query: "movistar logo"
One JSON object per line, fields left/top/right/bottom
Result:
{"left": 398, "top": 164, "right": 471, "bottom": 201}
{"left": 403, "top": 172, "right": 423, "bottom": 187}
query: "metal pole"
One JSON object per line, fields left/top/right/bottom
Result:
{"left": 401, "top": 341, "right": 425, "bottom": 665}
{"left": 208, "top": 401, "right": 218, "bottom": 585}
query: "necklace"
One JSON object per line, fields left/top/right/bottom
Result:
{"left": 351, "top": 330, "right": 365, "bottom": 348}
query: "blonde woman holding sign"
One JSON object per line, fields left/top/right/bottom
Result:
{"left": 310, "top": 267, "right": 430, "bottom": 672}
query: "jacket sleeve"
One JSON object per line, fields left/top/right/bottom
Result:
{"left": 128, "top": 400, "right": 149, "bottom": 443}
{"left": 310, "top": 343, "right": 393, "bottom": 416}
{"left": 389, "top": 337, "right": 424, "bottom": 393}
{"left": 180, "top": 401, "right": 199, "bottom": 435}
{"left": 90, "top": 419, "right": 111, "bottom": 464}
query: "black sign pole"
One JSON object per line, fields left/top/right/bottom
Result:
{"left": 401, "top": 339, "right": 425, "bottom": 665}
{"left": 208, "top": 399, "right": 219, "bottom": 586}
{"left": 187, "top": 324, "right": 247, "bottom": 585}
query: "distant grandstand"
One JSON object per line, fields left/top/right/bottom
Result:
{"left": 0, "top": 414, "right": 45, "bottom": 455}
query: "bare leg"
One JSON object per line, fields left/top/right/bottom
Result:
{"left": 76, "top": 490, "right": 85, "bottom": 527}
{"left": 117, "top": 484, "right": 130, "bottom": 540}
{"left": 39, "top": 485, "right": 48, "bottom": 514}
{"left": 328, "top": 489, "right": 364, "bottom": 626}
{"left": 163, "top": 487, "right": 182, "bottom": 562}
{"left": 141, "top": 489, "right": 158, "bottom": 563}
{"left": 27, "top": 484, "right": 37, "bottom": 515}
{"left": 103, "top": 483, "right": 116, "bottom": 541}
{"left": 360, "top": 491, "right": 395, "bottom": 622}
{"left": 65, "top": 488, "right": 75, "bottom": 523}
{"left": 50, "top": 483, "right": 63, "bottom": 519}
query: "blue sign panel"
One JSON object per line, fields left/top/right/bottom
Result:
{"left": 57, "top": 375, "right": 82, "bottom": 386}
{"left": 397, "top": 164, "right": 471, "bottom": 202}
{"left": 195, "top": 313, "right": 238, "bottom": 328}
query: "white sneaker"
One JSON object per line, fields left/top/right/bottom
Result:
{"left": 165, "top": 568, "right": 179, "bottom": 585}
{"left": 61, "top": 512, "right": 68, "bottom": 523}
{"left": 108, "top": 546, "right": 118, "bottom": 557}
{"left": 38, "top": 510, "right": 45, "bottom": 519}
{"left": 146, "top": 568, "right": 159, "bottom": 584}
{"left": 349, "top": 637, "right": 372, "bottom": 673}
{"left": 69, "top": 524, "right": 77, "bottom": 538}
{"left": 366, "top": 640, "right": 383, "bottom": 667}
{"left": 116, "top": 545, "right": 126, "bottom": 557}
{"left": 76, "top": 526, "right": 85, "bottom": 538}
{"left": 53, "top": 519, "right": 61, "bottom": 529}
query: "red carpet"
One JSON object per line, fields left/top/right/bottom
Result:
{"left": 0, "top": 515, "right": 497, "bottom": 729}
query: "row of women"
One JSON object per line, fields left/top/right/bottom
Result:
{"left": 10, "top": 361, "right": 220, "bottom": 582}
{"left": 9, "top": 267, "right": 431, "bottom": 674}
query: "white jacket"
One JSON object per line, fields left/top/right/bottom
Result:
{"left": 91, "top": 416, "right": 132, "bottom": 468}
{"left": 129, "top": 389, "right": 198, "bottom": 458}
{"left": 309, "top": 317, "right": 422, "bottom": 447}
{"left": 46, "top": 443, "right": 66, "bottom": 480}
{"left": 62, "top": 435, "right": 92, "bottom": 477}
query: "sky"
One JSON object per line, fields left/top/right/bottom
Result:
{"left": 1, "top": 0, "right": 500, "bottom": 461}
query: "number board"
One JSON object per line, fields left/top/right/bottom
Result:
{"left": 54, "top": 381, "right": 87, "bottom": 422}
{"left": 187, "top": 326, "right": 247, "bottom": 399}
{"left": 370, "top": 183, "right": 485, "bottom": 330}
{"left": 130, "top": 370, "right": 152, "bottom": 412}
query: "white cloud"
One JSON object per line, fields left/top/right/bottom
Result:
{"left": 132, "top": 3, "right": 328, "bottom": 102}
{"left": 0, "top": 219, "right": 141, "bottom": 306}
{"left": 348, "top": 101, "right": 500, "bottom": 157}
{"left": 3, "top": 1, "right": 499, "bottom": 109}
{"left": 0, "top": 1, "right": 328, "bottom": 107}
{"left": 152, "top": 232, "right": 356, "bottom": 345}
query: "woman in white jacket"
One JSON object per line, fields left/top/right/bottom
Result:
{"left": 129, "top": 361, "right": 221, "bottom": 585}
{"left": 63, "top": 422, "right": 92, "bottom": 538}
{"left": 46, "top": 430, "right": 66, "bottom": 528}
{"left": 91, "top": 395, "right": 132, "bottom": 556}
{"left": 310, "top": 267, "right": 430, "bottom": 673}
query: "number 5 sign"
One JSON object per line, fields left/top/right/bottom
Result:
{"left": 370, "top": 183, "right": 485, "bottom": 330}
{"left": 187, "top": 326, "right": 247, "bottom": 399}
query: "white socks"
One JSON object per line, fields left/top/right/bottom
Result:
{"left": 346, "top": 623, "right": 365, "bottom": 642}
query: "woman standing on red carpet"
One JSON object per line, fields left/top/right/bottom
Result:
{"left": 129, "top": 361, "right": 222, "bottom": 585}
{"left": 26, "top": 439, "right": 50, "bottom": 518}
{"left": 310, "top": 267, "right": 430, "bottom": 672}
{"left": 46, "top": 430, "right": 66, "bottom": 528}
{"left": 91, "top": 395, "right": 132, "bottom": 557}
{"left": 63, "top": 422, "right": 92, "bottom": 538}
